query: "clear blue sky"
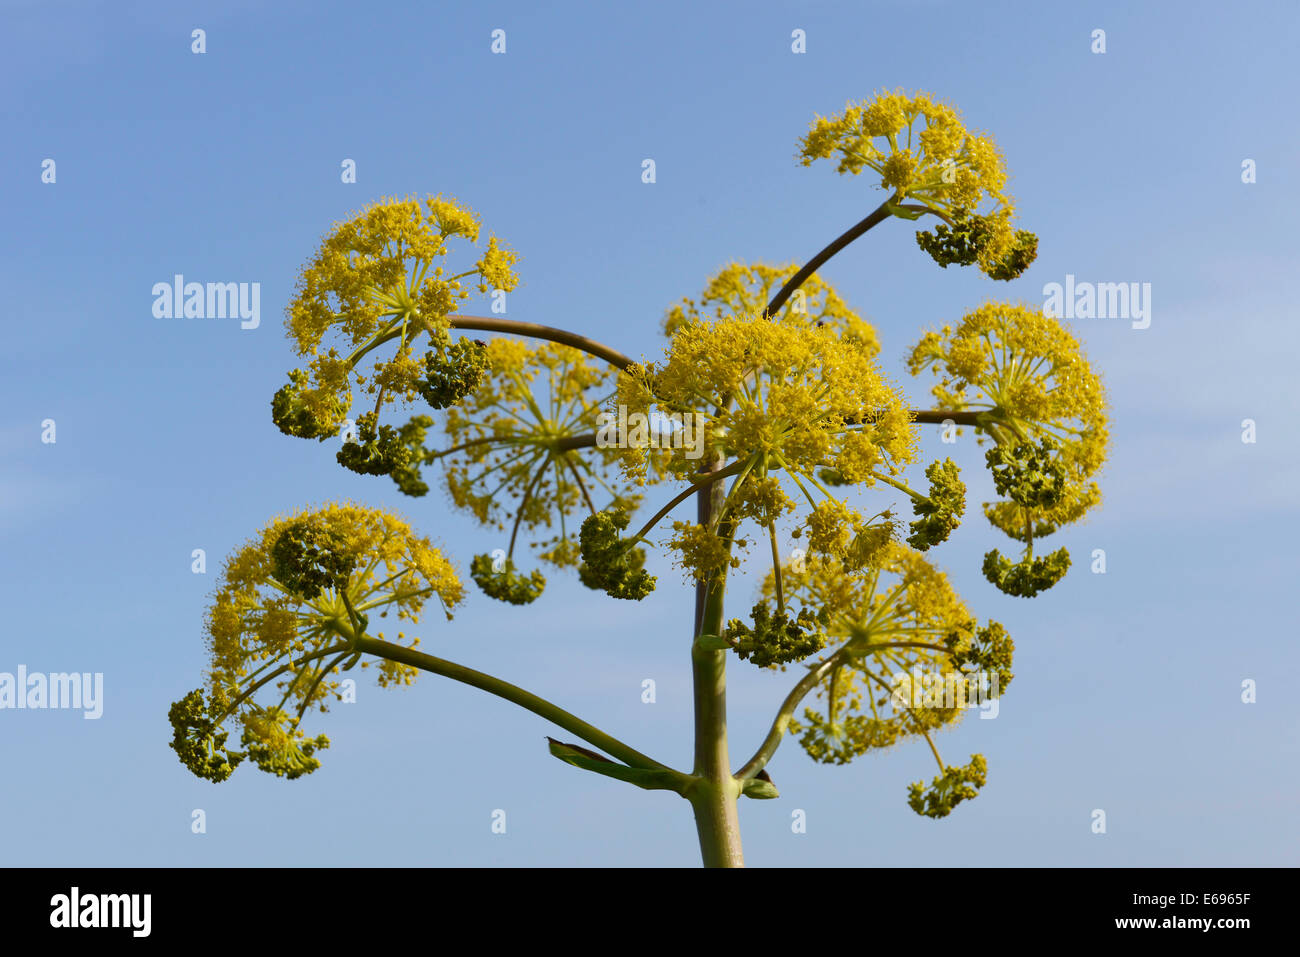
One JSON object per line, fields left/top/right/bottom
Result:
{"left": 2, "top": 0, "right": 1296, "bottom": 866}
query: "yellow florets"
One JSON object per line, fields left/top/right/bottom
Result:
{"left": 800, "top": 90, "right": 1006, "bottom": 206}
{"left": 476, "top": 236, "right": 522, "bottom": 294}
{"left": 196, "top": 502, "right": 463, "bottom": 779}
{"left": 440, "top": 338, "right": 641, "bottom": 576}
{"left": 283, "top": 194, "right": 521, "bottom": 429}
{"left": 779, "top": 545, "right": 982, "bottom": 765}
{"left": 618, "top": 260, "right": 920, "bottom": 585}
{"left": 907, "top": 301, "right": 1110, "bottom": 539}
{"left": 668, "top": 520, "right": 743, "bottom": 583}
{"left": 623, "top": 310, "right": 915, "bottom": 488}
{"left": 662, "top": 261, "right": 880, "bottom": 356}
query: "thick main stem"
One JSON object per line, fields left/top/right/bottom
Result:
{"left": 688, "top": 456, "right": 744, "bottom": 867}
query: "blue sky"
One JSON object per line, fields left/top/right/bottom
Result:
{"left": 1, "top": 0, "right": 1297, "bottom": 866}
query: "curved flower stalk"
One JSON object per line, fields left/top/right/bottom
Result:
{"left": 908, "top": 301, "right": 1109, "bottom": 596}
{"left": 271, "top": 194, "right": 519, "bottom": 466}
{"left": 798, "top": 89, "right": 1036, "bottom": 280}
{"left": 167, "top": 503, "right": 463, "bottom": 781}
{"left": 436, "top": 337, "right": 644, "bottom": 602}
{"left": 738, "top": 545, "right": 1013, "bottom": 818}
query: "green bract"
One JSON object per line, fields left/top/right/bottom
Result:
{"left": 815, "top": 467, "right": 853, "bottom": 487}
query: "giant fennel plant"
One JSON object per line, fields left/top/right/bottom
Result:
{"left": 169, "top": 90, "right": 1108, "bottom": 866}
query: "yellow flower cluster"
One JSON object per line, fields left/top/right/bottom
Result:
{"left": 907, "top": 302, "right": 1109, "bottom": 538}
{"left": 441, "top": 338, "right": 641, "bottom": 570}
{"left": 282, "top": 195, "right": 521, "bottom": 435}
{"left": 667, "top": 521, "right": 743, "bottom": 583}
{"left": 662, "top": 261, "right": 880, "bottom": 355}
{"left": 800, "top": 89, "right": 1007, "bottom": 211}
{"left": 798, "top": 90, "right": 1025, "bottom": 272}
{"left": 618, "top": 302, "right": 917, "bottom": 583}
{"left": 779, "top": 545, "right": 976, "bottom": 764}
{"left": 204, "top": 503, "right": 462, "bottom": 768}
{"left": 623, "top": 312, "right": 912, "bottom": 484}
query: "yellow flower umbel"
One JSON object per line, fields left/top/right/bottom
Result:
{"left": 909, "top": 301, "right": 1110, "bottom": 596}
{"left": 908, "top": 301, "right": 1108, "bottom": 535}
{"left": 274, "top": 195, "right": 520, "bottom": 442}
{"left": 778, "top": 544, "right": 1012, "bottom": 816}
{"left": 168, "top": 503, "right": 463, "bottom": 781}
{"left": 798, "top": 90, "right": 1036, "bottom": 280}
{"left": 663, "top": 261, "right": 880, "bottom": 354}
{"left": 438, "top": 338, "right": 642, "bottom": 602}
{"left": 800, "top": 90, "right": 1004, "bottom": 207}
{"left": 619, "top": 303, "right": 916, "bottom": 584}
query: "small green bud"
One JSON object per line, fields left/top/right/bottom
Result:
{"left": 167, "top": 689, "right": 245, "bottom": 783}
{"left": 907, "top": 754, "right": 988, "bottom": 818}
{"left": 724, "top": 602, "right": 827, "bottom": 668}
{"left": 270, "top": 520, "right": 358, "bottom": 600}
{"left": 470, "top": 553, "right": 545, "bottom": 605}
{"left": 418, "top": 337, "right": 488, "bottom": 410}
{"left": 271, "top": 369, "right": 348, "bottom": 440}
{"left": 981, "top": 547, "right": 1070, "bottom": 597}
{"left": 907, "top": 459, "right": 966, "bottom": 551}
{"left": 578, "top": 511, "right": 656, "bottom": 601}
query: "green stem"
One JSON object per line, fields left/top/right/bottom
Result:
{"left": 628, "top": 461, "right": 745, "bottom": 543}
{"left": 507, "top": 451, "right": 552, "bottom": 559}
{"left": 869, "top": 470, "right": 925, "bottom": 500}
{"left": 350, "top": 635, "right": 674, "bottom": 774}
{"left": 689, "top": 579, "right": 744, "bottom": 867}
{"left": 767, "top": 522, "right": 785, "bottom": 613}
{"left": 539, "top": 409, "right": 985, "bottom": 458}
{"left": 735, "top": 649, "right": 845, "bottom": 781}
{"left": 629, "top": 481, "right": 703, "bottom": 543}
{"left": 449, "top": 315, "right": 634, "bottom": 370}
{"left": 763, "top": 199, "right": 895, "bottom": 319}
{"left": 686, "top": 454, "right": 744, "bottom": 868}
{"left": 343, "top": 313, "right": 633, "bottom": 373}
